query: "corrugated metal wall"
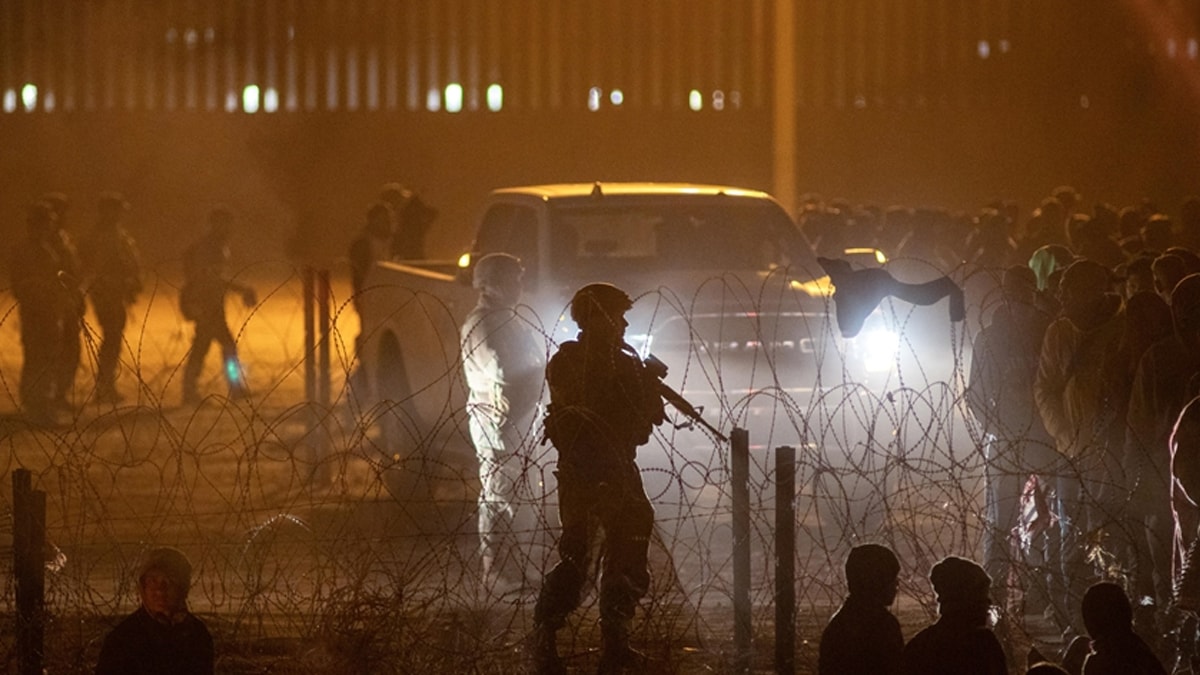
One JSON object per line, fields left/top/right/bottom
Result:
{"left": 3, "top": 0, "right": 1196, "bottom": 115}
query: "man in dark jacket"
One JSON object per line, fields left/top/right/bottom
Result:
{"left": 818, "top": 544, "right": 904, "bottom": 675}
{"left": 1080, "top": 582, "right": 1167, "bottom": 675}
{"left": 95, "top": 546, "right": 213, "bottom": 674}
{"left": 1124, "top": 275, "right": 1200, "bottom": 635}
{"left": 531, "top": 283, "right": 666, "bottom": 675}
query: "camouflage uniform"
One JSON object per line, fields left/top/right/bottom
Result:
{"left": 533, "top": 284, "right": 665, "bottom": 673}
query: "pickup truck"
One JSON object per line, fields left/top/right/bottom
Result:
{"left": 353, "top": 182, "right": 900, "bottom": 462}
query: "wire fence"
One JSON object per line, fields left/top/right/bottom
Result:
{"left": 0, "top": 260, "right": 1121, "bottom": 673}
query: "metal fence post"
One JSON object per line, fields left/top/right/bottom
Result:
{"left": 775, "top": 446, "right": 796, "bottom": 675}
{"left": 13, "top": 469, "right": 45, "bottom": 675}
{"left": 732, "top": 427, "right": 751, "bottom": 673}
{"left": 302, "top": 266, "right": 315, "bottom": 402}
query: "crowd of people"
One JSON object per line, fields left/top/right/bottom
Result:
{"left": 7, "top": 192, "right": 262, "bottom": 419}
{"left": 803, "top": 185, "right": 1200, "bottom": 672}
{"left": 8, "top": 192, "right": 142, "bottom": 424}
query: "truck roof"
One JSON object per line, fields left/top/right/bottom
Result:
{"left": 489, "top": 182, "right": 776, "bottom": 202}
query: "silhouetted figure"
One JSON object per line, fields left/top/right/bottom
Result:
{"left": 80, "top": 192, "right": 142, "bottom": 405}
{"left": 379, "top": 182, "right": 438, "bottom": 260}
{"left": 816, "top": 256, "right": 965, "bottom": 338}
{"left": 1143, "top": 215, "right": 1174, "bottom": 254}
{"left": 1035, "top": 259, "right": 1129, "bottom": 634}
{"left": 460, "top": 254, "right": 545, "bottom": 594}
{"left": 900, "top": 556, "right": 1007, "bottom": 675}
{"left": 347, "top": 201, "right": 395, "bottom": 314}
{"left": 43, "top": 191, "right": 86, "bottom": 411}
{"left": 1122, "top": 284, "right": 1198, "bottom": 634}
{"left": 95, "top": 546, "right": 213, "bottom": 675}
{"left": 966, "top": 265, "right": 1059, "bottom": 623}
{"left": 818, "top": 544, "right": 904, "bottom": 675}
{"left": 1152, "top": 254, "right": 1188, "bottom": 305}
{"left": 531, "top": 283, "right": 666, "bottom": 675}
{"left": 1122, "top": 255, "right": 1156, "bottom": 299}
{"left": 180, "top": 207, "right": 256, "bottom": 404}
{"left": 346, "top": 201, "right": 396, "bottom": 399}
{"left": 1080, "top": 582, "right": 1167, "bottom": 675}
{"left": 10, "top": 201, "right": 69, "bottom": 425}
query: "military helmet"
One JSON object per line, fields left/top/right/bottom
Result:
{"left": 472, "top": 253, "right": 524, "bottom": 293}
{"left": 569, "top": 282, "right": 632, "bottom": 328}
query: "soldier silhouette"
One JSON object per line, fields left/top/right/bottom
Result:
{"left": 10, "top": 200, "right": 70, "bottom": 425}
{"left": 179, "top": 207, "right": 256, "bottom": 404}
{"left": 532, "top": 283, "right": 666, "bottom": 675}
{"left": 80, "top": 192, "right": 142, "bottom": 404}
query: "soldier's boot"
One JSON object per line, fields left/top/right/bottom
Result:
{"left": 596, "top": 620, "right": 644, "bottom": 674}
{"left": 528, "top": 623, "right": 565, "bottom": 675}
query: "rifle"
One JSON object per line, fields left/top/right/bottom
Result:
{"left": 643, "top": 353, "right": 729, "bottom": 443}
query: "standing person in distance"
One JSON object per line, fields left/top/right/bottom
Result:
{"left": 179, "top": 207, "right": 256, "bottom": 404}
{"left": 80, "top": 192, "right": 143, "bottom": 405}
{"left": 461, "top": 253, "right": 545, "bottom": 594}
{"left": 346, "top": 201, "right": 395, "bottom": 400}
{"left": 10, "top": 200, "right": 70, "bottom": 425}
{"left": 42, "top": 191, "right": 86, "bottom": 412}
{"left": 532, "top": 283, "right": 666, "bottom": 675}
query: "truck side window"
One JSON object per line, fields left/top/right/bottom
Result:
{"left": 476, "top": 204, "right": 537, "bottom": 273}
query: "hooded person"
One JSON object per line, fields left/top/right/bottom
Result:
{"left": 818, "top": 544, "right": 904, "bottom": 675}
{"left": 900, "top": 556, "right": 1007, "bottom": 675}
{"left": 95, "top": 547, "right": 213, "bottom": 674}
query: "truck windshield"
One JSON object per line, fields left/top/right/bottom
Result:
{"left": 547, "top": 200, "right": 811, "bottom": 277}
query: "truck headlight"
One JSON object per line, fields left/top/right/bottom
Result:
{"left": 860, "top": 327, "right": 899, "bottom": 373}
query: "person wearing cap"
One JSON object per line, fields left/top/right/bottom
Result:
{"left": 818, "top": 544, "right": 904, "bottom": 675}
{"left": 1034, "top": 258, "right": 1129, "bottom": 634}
{"left": 10, "top": 200, "right": 70, "bottom": 425}
{"left": 179, "top": 207, "right": 256, "bottom": 404}
{"left": 80, "top": 192, "right": 142, "bottom": 405}
{"left": 531, "top": 282, "right": 666, "bottom": 675}
{"left": 459, "top": 253, "right": 544, "bottom": 593}
{"left": 900, "top": 556, "right": 1007, "bottom": 675}
{"left": 95, "top": 546, "right": 213, "bottom": 674}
